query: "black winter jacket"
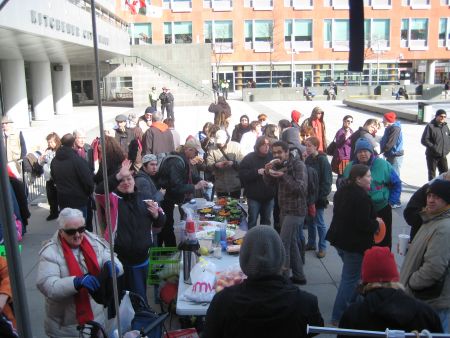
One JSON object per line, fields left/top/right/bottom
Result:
{"left": 51, "top": 146, "right": 94, "bottom": 208}
{"left": 326, "top": 183, "right": 378, "bottom": 254}
{"left": 159, "top": 152, "right": 200, "bottom": 204}
{"left": 339, "top": 288, "right": 443, "bottom": 337}
{"left": 203, "top": 275, "right": 324, "bottom": 338}
{"left": 231, "top": 124, "right": 251, "bottom": 143}
{"left": 239, "top": 151, "right": 275, "bottom": 201}
{"left": 421, "top": 118, "right": 450, "bottom": 158}
{"left": 134, "top": 169, "right": 164, "bottom": 203}
{"left": 95, "top": 175, "right": 165, "bottom": 265}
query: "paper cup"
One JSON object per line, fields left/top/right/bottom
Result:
{"left": 398, "top": 234, "right": 410, "bottom": 256}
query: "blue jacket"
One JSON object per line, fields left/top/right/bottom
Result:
{"left": 380, "top": 121, "right": 404, "bottom": 158}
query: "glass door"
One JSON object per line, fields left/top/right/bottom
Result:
{"left": 295, "top": 71, "right": 313, "bottom": 87}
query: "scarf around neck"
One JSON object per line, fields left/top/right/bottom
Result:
{"left": 60, "top": 233, "right": 100, "bottom": 325}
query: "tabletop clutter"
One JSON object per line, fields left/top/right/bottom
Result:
{"left": 176, "top": 197, "right": 248, "bottom": 304}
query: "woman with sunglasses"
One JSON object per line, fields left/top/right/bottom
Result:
{"left": 331, "top": 115, "right": 354, "bottom": 178}
{"left": 36, "top": 208, "right": 123, "bottom": 338}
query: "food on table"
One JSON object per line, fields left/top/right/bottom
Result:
{"left": 199, "top": 246, "right": 209, "bottom": 256}
{"left": 226, "top": 245, "right": 241, "bottom": 254}
{"left": 215, "top": 268, "right": 246, "bottom": 293}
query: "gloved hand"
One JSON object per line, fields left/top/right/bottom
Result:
{"left": 73, "top": 274, "right": 100, "bottom": 292}
{"left": 104, "top": 261, "right": 119, "bottom": 277}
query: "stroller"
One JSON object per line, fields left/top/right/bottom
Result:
{"left": 78, "top": 292, "right": 169, "bottom": 338}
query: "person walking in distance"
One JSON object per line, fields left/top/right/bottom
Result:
{"left": 421, "top": 109, "right": 450, "bottom": 180}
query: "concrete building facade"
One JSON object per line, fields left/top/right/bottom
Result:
{"left": 116, "top": 0, "right": 450, "bottom": 91}
{"left": 0, "top": 0, "right": 130, "bottom": 127}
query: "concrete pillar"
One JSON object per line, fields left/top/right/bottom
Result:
{"left": 30, "top": 61, "right": 54, "bottom": 121}
{"left": 426, "top": 60, "right": 436, "bottom": 84}
{"left": 0, "top": 60, "right": 29, "bottom": 128}
{"left": 51, "top": 63, "right": 73, "bottom": 115}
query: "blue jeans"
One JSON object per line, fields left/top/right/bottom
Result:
{"left": 307, "top": 208, "right": 327, "bottom": 251}
{"left": 331, "top": 249, "right": 363, "bottom": 323}
{"left": 436, "top": 308, "right": 449, "bottom": 333}
{"left": 247, "top": 198, "right": 274, "bottom": 229}
{"left": 386, "top": 155, "right": 403, "bottom": 178}
{"left": 123, "top": 260, "right": 149, "bottom": 305}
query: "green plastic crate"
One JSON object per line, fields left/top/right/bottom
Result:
{"left": 147, "top": 247, "right": 180, "bottom": 285}
{"left": 0, "top": 245, "right": 22, "bottom": 257}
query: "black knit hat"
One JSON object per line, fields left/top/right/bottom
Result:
{"left": 239, "top": 225, "right": 285, "bottom": 279}
{"left": 435, "top": 109, "right": 447, "bottom": 117}
{"left": 428, "top": 179, "right": 450, "bottom": 204}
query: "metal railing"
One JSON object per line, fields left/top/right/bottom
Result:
{"left": 117, "top": 56, "right": 213, "bottom": 98}
{"left": 17, "top": 160, "right": 46, "bottom": 205}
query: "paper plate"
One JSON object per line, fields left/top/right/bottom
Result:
{"left": 374, "top": 218, "right": 386, "bottom": 244}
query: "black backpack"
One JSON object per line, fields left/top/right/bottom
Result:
{"left": 305, "top": 165, "right": 319, "bottom": 207}
{"left": 156, "top": 154, "right": 185, "bottom": 189}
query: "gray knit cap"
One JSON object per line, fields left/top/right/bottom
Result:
{"left": 239, "top": 225, "right": 285, "bottom": 279}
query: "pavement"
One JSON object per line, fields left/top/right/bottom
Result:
{"left": 13, "top": 98, "right": 450, "bottom": 337}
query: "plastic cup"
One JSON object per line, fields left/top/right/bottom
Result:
{"left": 214, "top": 230, "right": 221, "bottom": 244}
{"left": 398, "top": 234, "right": 410, "bottom": 256}
{"left": 185, "top": 220, "right": 195, "bottom": 234}
{"left": 220, "top": 224, "right": 227, "bottom": 241}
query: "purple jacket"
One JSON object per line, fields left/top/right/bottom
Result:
{"left": 333, "top": 127, "right": 353, "bottom": 161}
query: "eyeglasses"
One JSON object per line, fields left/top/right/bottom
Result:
{"left": 345, "top": 120, "right": 353, "bottom": 123}
{"left": 62, "top": 226, "right": 86, "bottom": 236}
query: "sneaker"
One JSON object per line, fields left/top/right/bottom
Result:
{"left": 391, "top": 203, "right": 402, "bottom": 209}
{"left": 305, "top": 244, "right": 316, "bottom": 251}
{"left": 290, "top": 277, "right": 307, "bottom": 285}
{"left": 316, "top": 251, "right": 326, "bottom": 259}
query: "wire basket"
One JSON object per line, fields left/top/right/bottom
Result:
{"left": 147, "top": 247, "right": 180, "bottom": 286}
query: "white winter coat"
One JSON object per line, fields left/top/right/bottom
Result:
{"left": 36, "top": 230, "right": 123, "bottom": 338}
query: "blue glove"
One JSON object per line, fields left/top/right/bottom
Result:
{"left": 104, "top": 261, "right": 119, "bottom": 277}
{"left": 73, "top": 274, "right": 100, "bottom": 292}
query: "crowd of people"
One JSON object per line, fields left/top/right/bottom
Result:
{"left": 1, "top": 95, "right": 450, "bottom": 336}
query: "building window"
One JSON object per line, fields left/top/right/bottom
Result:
{"left": 284, "top": 19, "right": 313, "bottom": 51}
{"left": 130, "top": 23, "right": 152, "bottom": 45}
{"left": 364, "top": 0, "right": 391, "bottom": 8}
{"left": 439, "top": 18, "right": 449, "bottom": 47}
{"left": 366, "top": 19, "right": 390, "bottom": 50}
{"left": 163, "top": 0, "right": 193, "bottom": 12}
{"left": 284, "top": 0, "right": 313, "bottom": 9}
{"left": 204, "top": 20, "right": 233, "bottom": 52}
{"left": 323, "top": 19, "right": 349, "bottom": 50}
{"left": 164, "top": 21, "right": 193, "bottom": 44}
{"left": 401, "top": 18, "right": 428, "bottom": 49}
{"left": 244, "top": 0, "right": 273, "bottom": 10}
{"left": 245, "top": 20, "right": 273, "bottom": 52}
{"left": 402, "top": 0, "right": 430, "bottom": 8}
{"left": 164, "top": 22, "right": 172, "bottom": 44}
{"left": 400, "top": 19, "right": 409, "bottom": 47}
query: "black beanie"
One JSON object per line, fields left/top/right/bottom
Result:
{"left": 428, "top": 179, "right": 450, "bottom": 204}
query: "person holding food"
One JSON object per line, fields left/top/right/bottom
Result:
{"left": 95, "top": 159, "right": 165, "bottom": 303}
{"left": 206, "top": 129, "right": 243, "bottom": 199}
{"left": 203, "top": 225, "right": 324, "bottom": 338}
{"left": 326, "top": 164, "right": 379, "bottom": 325}
{"left": 263, "top": 140, "right": 308, "bottom": 285}
{"left": 239, "top": 136, "right": 275, "bottom": 229}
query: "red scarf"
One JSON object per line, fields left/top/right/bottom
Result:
{"left": 60, "top": 234, "right": 100, "bottom": 325}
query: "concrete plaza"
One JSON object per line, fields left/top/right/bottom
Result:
{"left": 16, "top": 98, "right": 449, "bottom": 337}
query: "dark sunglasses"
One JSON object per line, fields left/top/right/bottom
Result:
{"left": 62, "top": 226, "right": 86, "bottom": 236}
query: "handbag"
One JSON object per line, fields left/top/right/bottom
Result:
{"left": 326, "top": 140, "right": 337, "bottom": 156}
{"left": 409, "top": 263, "right": 449, "bottom": 301}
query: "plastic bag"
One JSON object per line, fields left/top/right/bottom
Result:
{"left": 215, "top": 264, "right": 246, "bottom": 293}
{"left": 106, "top": 291, "right": 135, "bottom": 338}
{"left": 183, "top": 258, "right": 216, "bottom": 303}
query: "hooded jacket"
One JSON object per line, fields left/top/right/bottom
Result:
{"left": 142, "top": 122, "right": 175, "bottom": 155}
{"left": 380, "top": 121, "right": 404, "bottom": 158}
{"left": 281, "top": 127, "right": 306, "bottom": 157}
{"left": 50, "top": 146, "right": 94, "bottom": 208}
{"left": 239, "top": 146, "right": 275, "bottom": 201}
{"left": 300, "top": 110, "right": 327, "bottom": 151}
{"left": 350, "top": 127, "right": 379, "bottom": 160}
{"left": 231, "top": 116, "right": 251, "bottom": 143}
{"left": 203, "top": 276, "right": 324, "bottom": 338}
{"left": 304, "top": 152, "right": 332, "bottom": 208}
{"left": 339, "top": 288, "right": 443, "bottom": 336}
{"left": 421, "top": 118, "right": 450, "bottom": 158}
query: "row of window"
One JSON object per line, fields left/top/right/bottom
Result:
{"left": 156, "top": 0, "right": 448, "bottom": 11}
{"left": 130, "top": 18, "right": 450, "bottom": 51}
